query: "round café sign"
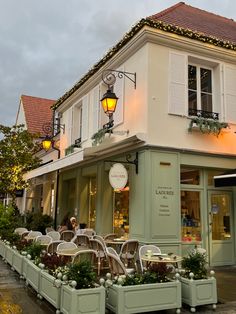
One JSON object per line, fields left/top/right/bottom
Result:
{"left": 109, "top": 163, "right": 128, "bottom": 189}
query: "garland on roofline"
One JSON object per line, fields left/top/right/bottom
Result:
{"left": 52, "top": 18, "right": 236, "bottom": 110}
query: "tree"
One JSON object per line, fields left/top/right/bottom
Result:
{"left": 0, "top": 124, "right": 41, "bottom": 204}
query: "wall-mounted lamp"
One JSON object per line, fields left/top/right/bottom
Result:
{"left": 101, "top": 69, "right": 136, "bottom": 132}
{"left": 41, "top": 122, "right": 65, "bottom": 156}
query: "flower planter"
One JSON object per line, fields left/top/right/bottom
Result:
{"left": 12, "top": 250, "right": 23, "bottom": 275}
{"left": 5, "top": 245, "right": 14, "bottom": 266}
{"left": 39, "top": 271, "right": 61, "bottom": 313}
{"left": 106, "top": 280, "right": 181, "bottom": 314}
{"left": 180, "top": 273, "right": 217, "bottom": 312}
{"left": 60, "top": 285, "right": 105, "bottom": 314}
{"left": 0, "top": 240, "right": 6, "bottom": 259}
{"left": 25, "top": 259, "right": 41, "bottom": 293}
{"left": 22, "top": 255, "right": 28, "bottom": 279}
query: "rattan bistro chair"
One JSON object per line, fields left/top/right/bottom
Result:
{"left": 72, "top": 249, "right": 97, "bottom": 265}
{"left": 47, "top": 240, "right": 64, "bottom": 254}
{"left": 60, "top": 230, "right": 75, "bottom": 242}
{"left": 89, "top": 239, "right": 108, "bottom": 276}
{"left": 119, "top": 239, "right": 139, "bottom": 271}
{"left": 139, "top": 244, "right": 161, "bottom": 273}
{"left": 35, "top": 235, "right": 52, "bottom": 246}
{"left": 72, "top": 234, "right": 90, "bottom": 248}
{"left": 47, "top": 231, "right": 61, "bottom": 241}
{"left": 107, "top": 253, "right": 128, "bottom": 277}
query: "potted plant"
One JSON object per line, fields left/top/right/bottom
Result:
{"left": 106, "top": 264, "right": 181, "bottom": 314}
{"left": 180, "top": 250, "right": 217, "bottom": 312}
{"left": 58, "top": 261, "right": 106, "bottom": 314}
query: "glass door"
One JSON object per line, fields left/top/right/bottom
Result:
{"left": 208, "top": 191, "right": 234, "bottom": 266}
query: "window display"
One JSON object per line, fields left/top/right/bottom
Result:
{"left": 113, "top": 187, "right": 129, "bottom": 237}
{"left": 181, "top": 190, "right": 202, "bottom": 242}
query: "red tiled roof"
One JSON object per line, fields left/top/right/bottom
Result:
{"left": 148, "top": 2, "right": 236, "bottom": 43}
{"left": 20, "top": 95, "right": 55, "bottom": 136}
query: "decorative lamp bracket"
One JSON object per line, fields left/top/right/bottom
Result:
{"left": 102, "top": 69, "right": 136, "bottom": 89}
{"left": 105, "top": 152, "right": 139, "bottom": 174}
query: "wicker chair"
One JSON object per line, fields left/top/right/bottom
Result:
{"left": 47, "top": 240, "right": 64, "bottom": 254}
{"left": 35, "top": 235, "right": 52, "bottom": 246}
{"left": 107, "top": 253, "right": 128, "bottom": 277}
{"left": 56, "top": 242, "right": 78, "bottom": 254}
{"left": 14, "top": 227, "right": 28, "bottom": 235}
{"left": 47, "top": 231, "right": 61, "bottom": 241}
{"left": 72, "top": 234, "right": 90, "bottom": 248}
{"left": 119, "top": 240, "right": 139, "bottom": 270}
{"left": 60, "top": 230, "right": 75, "bottom": 242}
{"left": 93, "top": 235, "right": 106, "bottom": 249}
{"left": 139, "top": 244, "right": 161, "bottom": 273}
{"left": 106, "top": 246, "right": 120, "bottom": 259}
{"left": 72, "top": 249, "right": 97, "bottom": 265}
{"left": 103, "top": 233, "right": 117, "bottom": 241}
{"left": 90, "top": 239, "right": 108, "bottom": 276}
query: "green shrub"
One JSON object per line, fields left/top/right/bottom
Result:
{"left": 66, "top": 261, "right": 97, "bottom": 289}
{"left": 182, "top": 251, "right": 208, "bottom": 280}
{"left": 25, "top": 212, "right": 53, "bottom": 234}
{"left": 26, "top": 242, "right": 44, "bottom": 260}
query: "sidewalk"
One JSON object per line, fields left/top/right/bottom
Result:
{"left": 0, "top": 257, "right": 235, "bottom": 313}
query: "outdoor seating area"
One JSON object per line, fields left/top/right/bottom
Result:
{"left": 0, "top": 227, "right": 218, "bottom": 314}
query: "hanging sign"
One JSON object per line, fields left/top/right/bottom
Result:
{"left": 109, "top": 163, "right": 128, "bottom": 189}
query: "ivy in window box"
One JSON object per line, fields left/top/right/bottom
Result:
{"left": 91, "top": 128, "right": 107, "bottom": 146}
{"left": 188, "top": 117, "right": 229, "bottom": 136}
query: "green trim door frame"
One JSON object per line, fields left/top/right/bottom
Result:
{"left": 208, "top": 190, "right": 234, "bottom": 266}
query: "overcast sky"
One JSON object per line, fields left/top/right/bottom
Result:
{"left": 0, "top": 0, "right": 235, "bottom": 126}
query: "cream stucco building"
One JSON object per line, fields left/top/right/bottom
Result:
{"left": 25, "top": 2, "right": 236, "bottom": 266}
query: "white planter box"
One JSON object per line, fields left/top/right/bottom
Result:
{"left": 60, "top": 285, "right": 105, "bottom": 314}
{"left": 0, "top": 240, "right": 6, "bottom": 258}
{"left": 106, "top": 280, "right": 181, "bottom": 314}
{"left": 5, "top": 245, "right": 14, "bottom": 266}
{"left": 39, "top": 271, "right": 61, "bottom": 312}
{"left": 180, "top": 276, "right": 217, "bottom": 312}
{"left": 22, "top": 256, "right": 28, "bottom": 279}
{"left": 12, "top": 250, "right": 23, "bottom": 275}
{"left": 26, "top": 259, "right": 41, "bottom": 293}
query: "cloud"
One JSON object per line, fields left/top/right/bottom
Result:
{"left": 0, "top": 0, "right": 235, "bottom": 126}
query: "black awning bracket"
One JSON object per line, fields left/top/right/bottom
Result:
{"left": 105, "top": 152, "right": 139, "bottom": 174}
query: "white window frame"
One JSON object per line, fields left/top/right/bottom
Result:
{"left": 72, "top": 101, "right": 83, "bottom": 144}
{"left": 188, "top": 63, "right": 214, "bottom": 113}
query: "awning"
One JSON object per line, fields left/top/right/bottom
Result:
{"left": 214, "top": 169, "right": 236, "bottom": 187}
{"left": 24, "top": 133, "right": 146, "bottom": 180}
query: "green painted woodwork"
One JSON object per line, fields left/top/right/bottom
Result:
{"left": 5, "top": 245, "right": 14, "bottom": 266}
{"left": 12, "top": 250, "right": 23, "bottom": 275}
{"left": 25, "top": 259, "right": 41, "bottom": 292}
{"left": 40, "top": 271, "right": 61, "bottom": 311}
{"left": 60, "top": 285, "right": 105, "bottom": 314}
{"left": 106, "top": 281, "right": 181, "bottom": 314}
{"left": 181, "top": 276, "right": 217, "bottom": 311}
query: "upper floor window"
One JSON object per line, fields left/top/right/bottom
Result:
{"left": 188, "top": 64, "right": 214, "bottom": 117}
{"left": 72, "top": 102, "right": 83, "bottom": 144}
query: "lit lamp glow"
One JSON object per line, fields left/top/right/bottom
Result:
{"left": 42, "top": 136, "right": 52, "bottom": 151}
{"left": 100, "top": 89, "right": 118, "bottom": 116}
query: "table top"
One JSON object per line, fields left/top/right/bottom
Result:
{"left": 56, "top": 247, "right": 81, "bottom": 257}
{"left": 105, "top": 238, "right": 127, "bottom": 245}
{"left": 141, "top": 254, "right": 182, "bottom": 263}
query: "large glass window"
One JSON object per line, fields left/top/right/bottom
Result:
{"left": 88, "top": 178, "right": 96, "bottom": 229}
{"left": 181, "top": 191, "right": 202, "bottom": 243}
{"left": 181, "top": 168, "right": 200, "bottom": 185}
{"left": 188, "top": 64, "right": 213, "bottom": 114}
{"left": 113, "top": 187, "right": 129, "bottom": 237}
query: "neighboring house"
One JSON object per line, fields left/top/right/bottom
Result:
{"left": 15, "top": 94, "right": 57, "bottom": 214}
{"left": 26, "top": 2, "right": 236, "bottom": 266}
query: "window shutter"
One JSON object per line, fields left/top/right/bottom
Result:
{"left": 113, "top": 68, "right": 124, "bottom": 126}
{"left": 66, "top": 107, "right": 73, "bottom": 146}
{"left": 92, "top": 86, "right": 100, "bottom": 134}
{"left": 169, "top": 52, "right": 187, "bottom": 115}
{"left": 81, "top": 95, "right": 89, "bottom": 141}
{"left": 224, "top": 65, "right": 236, "bottom": 123}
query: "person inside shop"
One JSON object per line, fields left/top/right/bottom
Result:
{"left": 70, "top": 216, "right": 79, "bottom": 231}
{"left": 58, "top": 214, "right": 73, "bottom": 233}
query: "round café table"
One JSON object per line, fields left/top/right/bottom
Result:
{"left": 141, "top": 254, "right": 182, "bottom": 269}
{"left": 105, "top": 238, "right": 126, "bottom": 253}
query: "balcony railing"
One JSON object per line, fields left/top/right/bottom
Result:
{"left": 188, "top": 108, "right": 219, "bottom": 120}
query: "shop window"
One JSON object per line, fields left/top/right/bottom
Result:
{"left": 181, "top": 191, "right": 202, "bottom": 243}
{"left": 181, "top": 168, "right": 200, "bottom": 185}
{"left": 88, "top": 178, "right": 96, "bottom": 229}
{"left": 113, "top": 186, "right": 129, "bottom": 237}
{"left": 207, "top": 170, "right": 223, "bottom": 186}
